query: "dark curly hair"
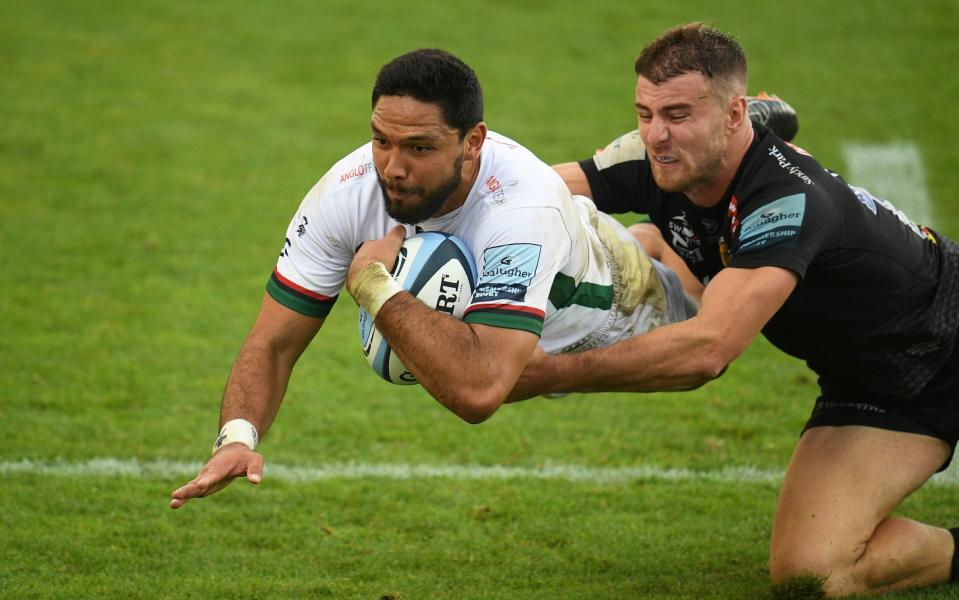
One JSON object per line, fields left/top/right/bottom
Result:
{"left": 372, "top": 49, "right": 484, "bottom": 139}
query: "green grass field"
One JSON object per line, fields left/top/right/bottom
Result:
{"left": 3, "top": 1, "right": 959, "bottom": 598}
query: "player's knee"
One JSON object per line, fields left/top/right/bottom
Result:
{"left": 769, "top": 556, "right": 849, "bottom": 599}
{"left": 769, "top": 572, "right": 827, "bottom": 599}
{"left": 769, "top": 546, "right": 833, "bottom": 586}
{"left": 769, "top": 538, "right": 869, "bottom": 597}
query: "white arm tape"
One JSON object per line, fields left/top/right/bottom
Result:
{"left": 348, "top": 261, "right": 404, "bottom": 320}
{"left": 212, "top": 418, "right": 259, "bottom": 455}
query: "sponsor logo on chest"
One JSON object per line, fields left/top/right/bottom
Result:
{"left": 339, "top": 160, "right": 375, "bottom": 183}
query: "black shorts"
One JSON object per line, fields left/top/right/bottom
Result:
{"left": 803, "top": 232, "right": 959, "bottom": 471}
{"left": 804, "top": 341, "right": 959, "bottom": 471}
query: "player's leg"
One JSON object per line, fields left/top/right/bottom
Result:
{"left": 627, "top": 223, "right": 703, "bottom": 300}
{"left": 769, "top": 425, "right": 954, "bottom": 597}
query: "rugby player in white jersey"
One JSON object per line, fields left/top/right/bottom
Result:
{"left": 170, "top": 48, "right": 697, "bottom": 509}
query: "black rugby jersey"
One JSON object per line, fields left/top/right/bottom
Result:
{"left": 580, "top": 123, "right": 957, "bottom": 400}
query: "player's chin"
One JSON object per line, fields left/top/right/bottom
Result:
{"left": 385, "top": 197, "right": 422, "bottom": 221}
{"left": 649, "top": 166, "right": 686, "bottom": 193}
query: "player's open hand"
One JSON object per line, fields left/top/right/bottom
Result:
{"left": 347, "top": 225, "right": 407, "bottom": 289}
{"left": 169, "top": 444, "right": 264, "bottom": 509}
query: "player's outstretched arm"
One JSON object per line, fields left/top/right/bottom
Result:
{"left": 628, "top": 223, "right": 704, "bottom": 301}
{"left": 169, "top": 293, "right": 324, "bottom": 509}
{"left": 509, "top": 265, "right": 798, "bottom": 399}
{"left": 553, "top": 162, "right": 593, "bottom": 197}
{"left": 347, "top": 226, "right": 539, "bottom": 423}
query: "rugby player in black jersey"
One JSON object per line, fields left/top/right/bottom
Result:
{"left": 513, "top": 22, "right": 959, "bottom": 597}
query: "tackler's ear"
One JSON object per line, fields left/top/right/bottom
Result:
{"left": 728, "top": 94, "right": 749, "bottom": 132}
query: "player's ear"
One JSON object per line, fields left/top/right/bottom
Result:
{"left": 727, "top": 95, "right": 748, "bottom": 132}
{"left": 463, "top": 121, "right": 487, "bottom": 161}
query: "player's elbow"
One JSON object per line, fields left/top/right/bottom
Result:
{"left": 682, "top": 335, "right": 736, "bottom": 387}
{"left": 679, "top": 361, "right": 727, "bottom": 390}
{"left": 697, "top": 353, "right": 730, "bottom": 382}
{"left": 448, "top": 388, "right": 506, "bottom": 424}
{"left": 454, "top": 403, "right": 498, "bottom": 425}
{"left": 458, "top": 408, "right": 495, "bottom": 425}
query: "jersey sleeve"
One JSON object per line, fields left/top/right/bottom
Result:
{"left": 265, "top": 176, "right": 353, "bottom": 318}
{"left": 462, "top": 207, "right": 572, "bottom": 337}
{"left": 578, "top": 130, "right": 651, "bottom": 215}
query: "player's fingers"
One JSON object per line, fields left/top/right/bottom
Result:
{"left": 387, "top": 224, "right": 407, "bottom": 242}
{"left": 383, "top": 225, "right": 406, "bottom": 255}
{"left": 169, "top": 479, "right": 205, "bottom": 509}
{"left": 246, "top": 452, "right": 265, "bottom": 484}
{"left": 175, "top": 466, "right": 225, "bottom": 499}
{"left": 378, "top": 226, "right": 407, "bottom": 271}
{"left": 171, "top": 479, "right": 202, "bottom": 500}
{"left": 169, "top": 478, "right": 225, "bottom": 508}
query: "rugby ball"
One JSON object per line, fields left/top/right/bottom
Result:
{"left": 358, "top": 232, "right": 477, "bottom": 384}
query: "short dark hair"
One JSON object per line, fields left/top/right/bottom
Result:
{"left": 635, "top": 23, "right": 747, "bottom": 95}
{"left": 372, "top": 49, "right": 484, "bottom": 138}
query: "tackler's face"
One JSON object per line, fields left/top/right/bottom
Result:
{"left": 635, "top": 72, "right": 729, "bottom": 202}
{"left": 371, "top": 95, "right": 466, "bottom": 224}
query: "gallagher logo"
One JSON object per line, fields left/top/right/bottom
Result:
{"left": 480, "top": 243, "right": 540, "bottom": 283}
{"left": 744, "top": 207, "right": 803, "bottom": 232}
{"left": 482, "top": 266, "right": 532, "bottom": 279}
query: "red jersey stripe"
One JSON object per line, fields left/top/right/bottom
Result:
{"left": 464, "top": 303, "right": 546, "bottom": 318}
{"left": 272, "top": 269, "right": 334, "bottom": 301}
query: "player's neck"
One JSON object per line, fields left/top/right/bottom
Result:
{"left": 435, "top": 155, "right": 482, "bottom": 216}
{"left": 686, "top": 126, "right": 754, "bottom": 208}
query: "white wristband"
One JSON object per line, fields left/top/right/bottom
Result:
{"left": 348, "top": 261, "right": 404, "bottom": 319}
{"left": 212, "top": 418, "right": 259, "bottom": 455}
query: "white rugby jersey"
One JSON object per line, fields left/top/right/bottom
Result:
{"left": 267, "top": 132, "right": 678, "bottom": 353}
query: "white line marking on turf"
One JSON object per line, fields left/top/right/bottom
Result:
{"left": 842, "top": 142, "right": 934, "bottom": 227}
{"left": 5, "top": 458, "right": 959, "bottom": 486}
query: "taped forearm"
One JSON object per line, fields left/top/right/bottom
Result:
{"left": 348, "top": 262, "right": 403, "bottom": 319}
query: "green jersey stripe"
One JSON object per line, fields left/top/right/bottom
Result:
{"left": 548, "top": 272, "right": 614, "bottom": 310}
{"left": 464, "top": 309, "right": 543, "bottom": 336}
{"left": 266, "top": 279, "right": 335, "bottom": 318}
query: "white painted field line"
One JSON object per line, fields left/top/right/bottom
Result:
{"left": 0, "top": 458, "right": 780, "bottom": 484}
{"left": 842, "top": 142, "right": 934, "bottom": 227}
{"left": 5, "top": 457, "right": 959, "bottom": 487}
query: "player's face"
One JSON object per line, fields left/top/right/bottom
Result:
{"left": 371, "top": 95, "right": 468, "bottom": 224}
{"left": 635, "top": 72, "right": 730, "bottom": 203}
